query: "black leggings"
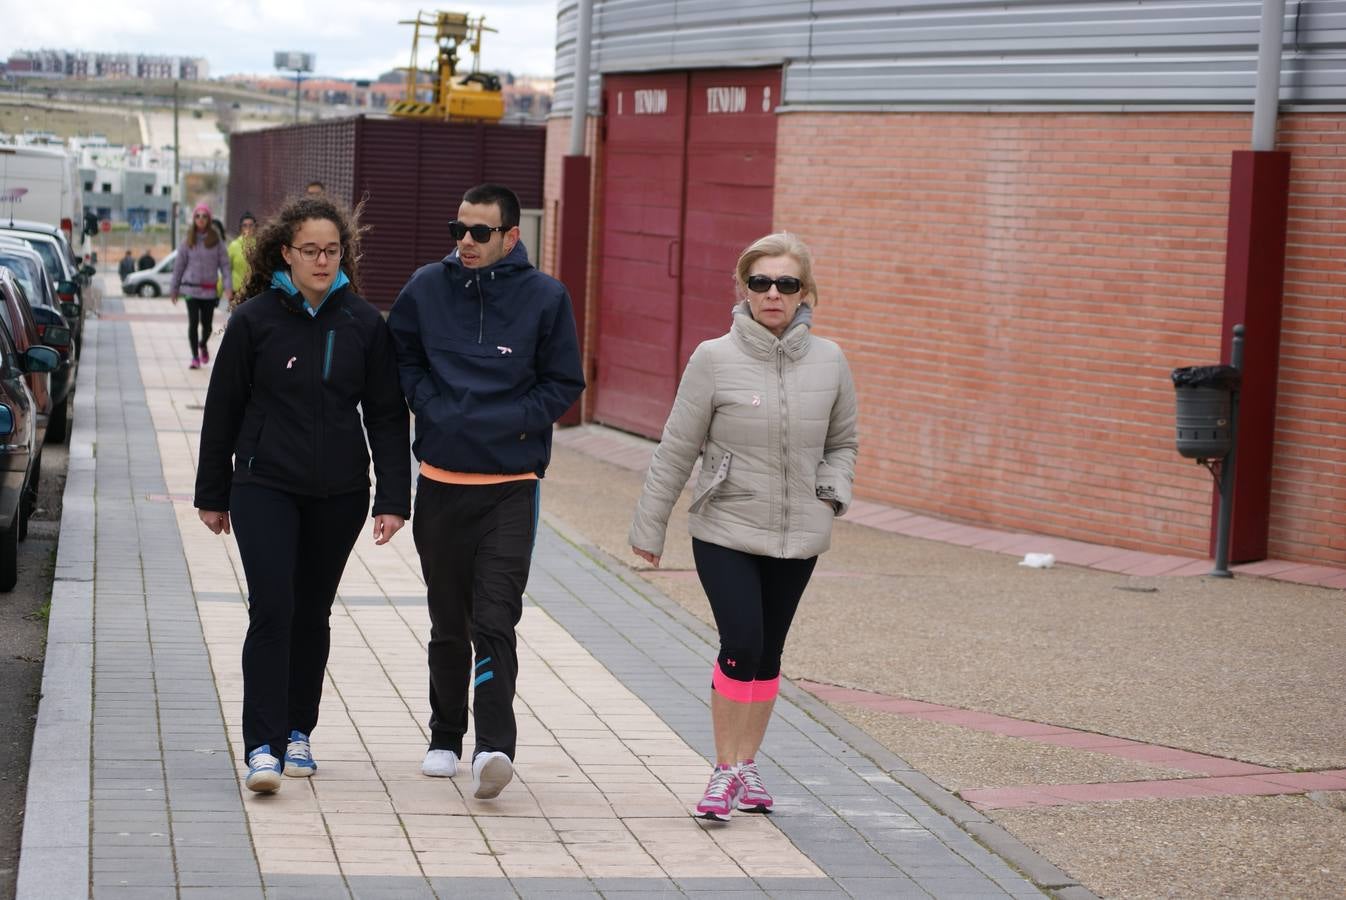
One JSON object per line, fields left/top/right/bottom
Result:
{"left": 186, "top": 297, "right": 217, "bottom": 356}
{"left": 692, "top": 538, "right": 817, "bottom": 703}
{"left": 230, "top": 482, "right": 369, "bottom": 756}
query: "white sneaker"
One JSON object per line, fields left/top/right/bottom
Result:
{"left": 421, "top": 749, "right": 459, "bottom": 778}
{"left": 471, "top": 751, "right": 513, "bottom": 799}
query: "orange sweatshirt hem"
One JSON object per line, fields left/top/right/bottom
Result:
{"left": 419, "top": 462, "right": 538, "bottom": 485}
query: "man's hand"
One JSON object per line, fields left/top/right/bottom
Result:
{"left": 198, "top": 509, "right": 230, "bottom": 534}
{"left": 373, "top": 514, "right": 405, "bottom": 545}
{"left": 631, "top": 546, "right": 660, "bottom": 568}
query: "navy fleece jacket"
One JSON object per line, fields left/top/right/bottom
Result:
{"left": 387, "top": 242, "right": 585, "bottom": 476}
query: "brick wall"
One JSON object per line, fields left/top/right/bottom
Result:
{"left": 558, "top": 106, "right": 1346, "bottom": 563}
{"left": 1269, "top": 117, "right": 1346, "bottom": 563}
{"left": 543, "top": 118, "right": 568, "bottom": 280}
{"left": 544, "top": 116, "right": 603, "bottom": 419}
{"left": 770, "top": 111, "right": 1346, "bottom": 563}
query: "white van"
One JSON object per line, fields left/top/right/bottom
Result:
{"left": 0, "top": 146, "right": 82, "bottom": 240}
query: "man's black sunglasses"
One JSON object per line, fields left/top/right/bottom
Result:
{"left": 746, "top": 274, "right": 803, "bottom": 295}
{"left": 449, "top": 220, "right": 509, "bottom": 242}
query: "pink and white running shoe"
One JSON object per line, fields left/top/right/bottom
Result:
{"left": 735, "top": 760, "right": 773, "bottom": 813}
{"left": 695, "top": 765, "right": 743, "bottom": 822}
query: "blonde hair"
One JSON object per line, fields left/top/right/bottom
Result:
{"left": 734, "top": 232, "right": 819, "bottom": 306}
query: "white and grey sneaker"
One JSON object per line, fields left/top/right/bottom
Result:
{"left": 471, "top": 751, "right": 513, "bottom": 799}
{"left": 284, "top": 730, "right": 316, "bottom": 777}
{"left": 245, "top": 745, "right": 282, "bottom": 793}
{"left": 421, "top": 749, "right": 459, "bottom": 778}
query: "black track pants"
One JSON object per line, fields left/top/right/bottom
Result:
{"left": 413, "top": 477, "right": 538, "bottom": 761}
{"left": 230, "top": 482, "right": 368, "bottom": 756}
{"left": 692, "top": 538, "right": 818, "bottom": 688}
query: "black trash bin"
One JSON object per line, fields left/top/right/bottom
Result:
{"left": 1171, "top": 365, "right": 1240, "bottom": 459}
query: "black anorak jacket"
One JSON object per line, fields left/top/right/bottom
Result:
{"left": 194, "top": 285, "right": 411, "bottom": 517}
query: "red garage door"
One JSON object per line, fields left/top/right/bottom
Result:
{"left": 594, "top": 68, "right": 781, "bottom": 438}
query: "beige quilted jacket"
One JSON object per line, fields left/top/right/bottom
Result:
{"left": 629, "top": 303, "right": 858, "bottom": 559}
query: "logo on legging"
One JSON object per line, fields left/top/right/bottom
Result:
{"left": 724, "top": 658, "right": 737, "bottom": 668}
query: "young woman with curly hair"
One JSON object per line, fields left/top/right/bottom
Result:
{"left": 194, "top": 195, "right": 411, "bottom": 794}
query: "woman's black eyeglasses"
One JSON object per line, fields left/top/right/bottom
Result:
{"left": 449, "top": 220, "right": 509, "bottom": 242}
{"left": 746, "top": 275, "right": 803, "bottom": 295}
{"left": 288, "top": 244, "right": 343, "bottom": 261}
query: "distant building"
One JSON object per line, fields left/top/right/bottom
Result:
{"left": 4, "top": 49, "right": 209, "bottom": 80}
{"left": 75, "top": 141, "right": 176, "bottom": 226}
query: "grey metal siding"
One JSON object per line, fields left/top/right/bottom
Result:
{"left": 554, "top": 0, "right": 1346, "bottom": 112}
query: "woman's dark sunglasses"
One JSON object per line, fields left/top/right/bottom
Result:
{"left": 746, "top": 274, "right": 803, "bottom": 295}
{"left": 448, "top": 220, "right": 509, "bottom": 242}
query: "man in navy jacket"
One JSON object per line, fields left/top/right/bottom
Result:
{"left": 389, "top": 184, "right": 584, "bottom": 799}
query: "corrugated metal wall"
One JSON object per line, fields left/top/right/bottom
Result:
{"left": 554, "top": 0, "right": 1346, "bottom": 112}
{"left": 227, "top": 118, "right": 546, "bottom": 309}
{"left": 226, "top": 119, "right": 357, "bottom": 224}
{"left": 355, "top": 119, "right": 545, "bottom": 308}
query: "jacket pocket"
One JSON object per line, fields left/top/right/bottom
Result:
{"left": 689, "top": 451, "right": 732, "bottom": 515}
{"left": 236, "top": 413, "right": 267, "bottom": 472}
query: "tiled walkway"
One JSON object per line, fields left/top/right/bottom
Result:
{"left": 18, "top": 300, "right": 1069, "bottom": 898}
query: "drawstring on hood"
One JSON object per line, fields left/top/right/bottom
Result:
{"left": 443, "top": 240, "right": 534, "bottom": 343}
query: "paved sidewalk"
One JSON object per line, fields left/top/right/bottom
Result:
{"left": 17, "top": 301, "right": 1074, "bottom": 898}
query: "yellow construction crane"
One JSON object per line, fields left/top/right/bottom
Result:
{"left": 390, "top": 11, "right": 505, "bottom": 122}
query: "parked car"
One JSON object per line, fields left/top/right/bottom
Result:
{"left": 122, "top": 250, "right": 176, "bottom": 297}
{"left": 0, "top": 219, "right": 88, "bottom": 355}
{"left": 0, "top": 241, "right": 77, "bottom": 443}
{"left": 0, "top": 297, "right": 60, "bottom": 591}
{"left": 0, "top": 265, "right": 52, "bottom": 441}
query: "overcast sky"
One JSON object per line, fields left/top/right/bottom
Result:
{"left": 0, "top": 0, "right": 558, "bottom": 79}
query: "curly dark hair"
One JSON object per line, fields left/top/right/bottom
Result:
{"left": 240, "top": 195, "right": 364, "bottom": 304}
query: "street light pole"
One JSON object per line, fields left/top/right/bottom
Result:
{"left": 273, "top": 52, "right": 315, "bottom": 125}
{"left": 172, "top": 80, "right": 180, "bottom": 248}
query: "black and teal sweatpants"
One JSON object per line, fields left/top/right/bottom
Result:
{"left": 413, "top": 477, "right": 538, "bottom": 761}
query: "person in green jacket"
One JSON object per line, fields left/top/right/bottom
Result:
{"left": 226, "top": 212, "right": 257, "bottom": 307}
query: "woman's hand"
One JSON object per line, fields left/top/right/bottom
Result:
{"left": 198, "top": 509, "right": 230, "bottom": 534}
{"left": 170, "top": 293, "right": 179, "bottom": 305}
{"left": 222, "top": 289, "right": 233, "bottom": 304}
{"left": 631, "top": 546, "right": 661, "bottom": 568}
{"left": 372, "top": 514, "right": 405, "bottom": 545}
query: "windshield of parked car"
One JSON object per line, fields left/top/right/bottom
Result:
{"left": 0, "top": 256, "right": 43, "bottom": 303}
{"left": 5, "top": 236, "right": 63, "bottom": 283}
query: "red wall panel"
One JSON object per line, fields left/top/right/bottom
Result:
{"left": 592, "top": 68, "right": 780, "bottom": 438}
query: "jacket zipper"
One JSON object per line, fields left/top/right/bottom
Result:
{"left": 312, "top": 319, "right": 325, "bottom": 494}
{"left": 474, "top": 276, "right": 485, "bottom": 343}
{"left": 778, "top": 344, "right": 789, "bottom": 557}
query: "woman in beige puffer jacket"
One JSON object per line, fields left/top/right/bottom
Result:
{"left": 629, "top": 232, "right": 858, "bottom": 821}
